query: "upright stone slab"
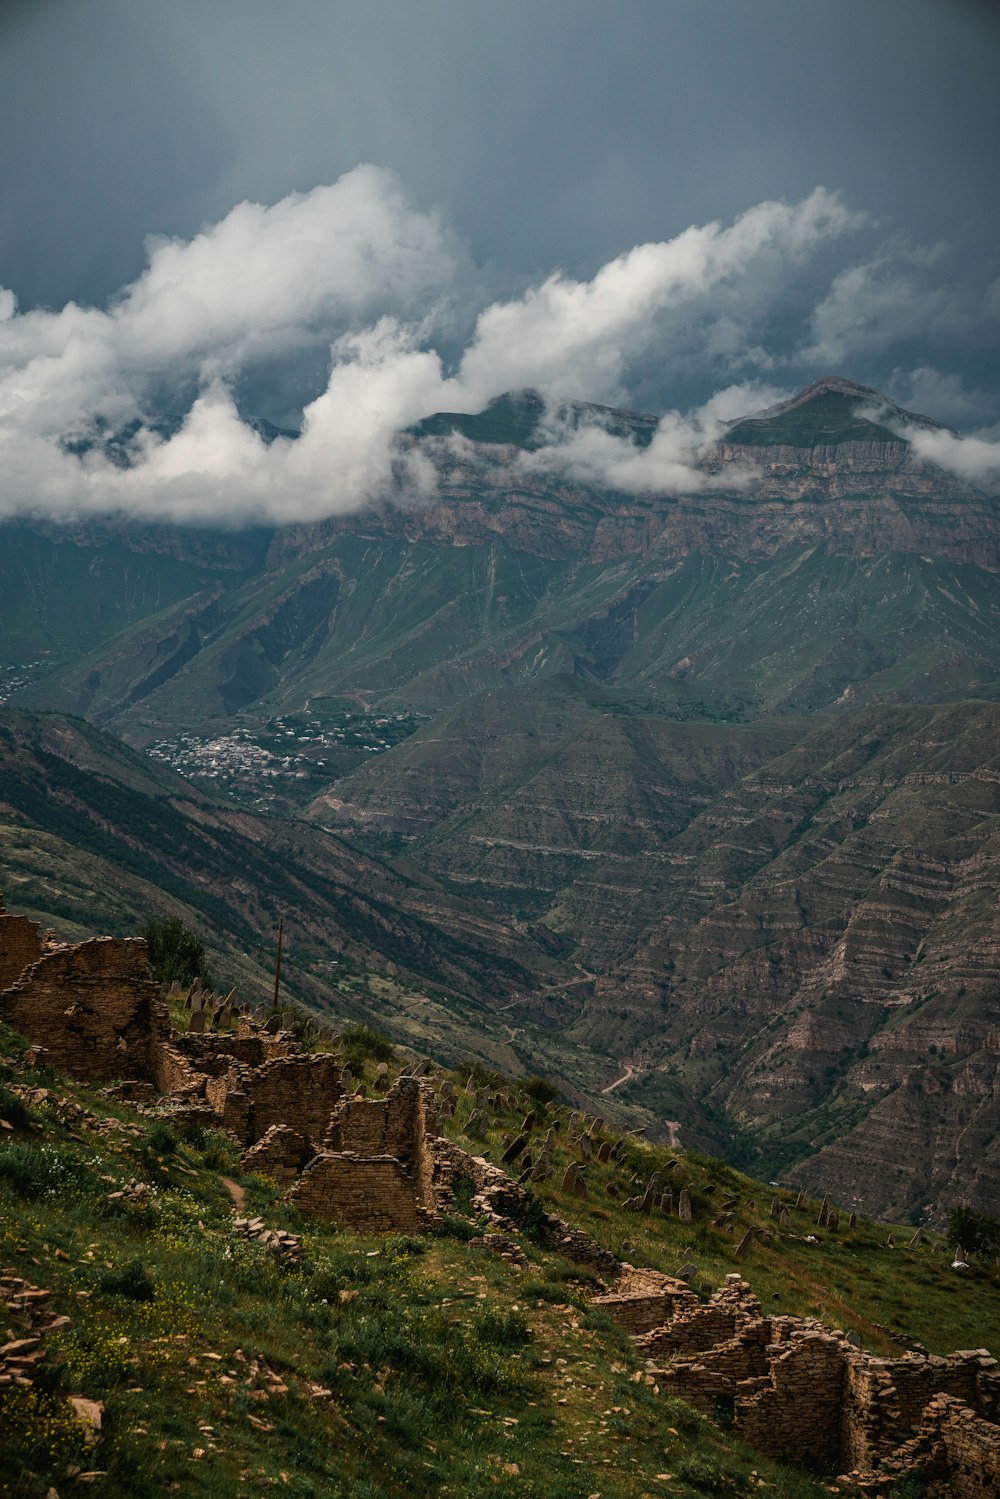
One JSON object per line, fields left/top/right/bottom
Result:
{"left": 678, "top": 1189, "right": 692, "bottom": 1223}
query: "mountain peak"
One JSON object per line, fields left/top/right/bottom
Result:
{"left": 725, "top": 375, "right": 950, "bottom": 449}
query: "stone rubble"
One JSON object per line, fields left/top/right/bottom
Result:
{"left": 232, "top": 1217, "right": 305, "bottom": 1264}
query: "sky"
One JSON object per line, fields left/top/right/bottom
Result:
{"left": 0, "top": 0, "right": 998, "bottom": 525}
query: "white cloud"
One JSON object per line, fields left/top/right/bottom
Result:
{"left": 886, "top": 366, "right": 999, "bottom": 431}
{"left": 805, "top": 244, "right": 976, "bottom": 368}
{"left": 457, "top": 188, "right": 863, "bottom": 408}
{"left": 0, "top": 175, "right": 872, "bottom": 524}
{"left": 518, "top": 382, "right": 788, "bottom": 495}
{"left": 901, "top": 425, "right": 1000, "bottom": 486}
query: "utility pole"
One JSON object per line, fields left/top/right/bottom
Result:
{"left": 272, "top": 914, "right": 284, "bottom": 1012}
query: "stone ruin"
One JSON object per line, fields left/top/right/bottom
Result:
{"left": 594, "top": 1270, "right": 1000, "bottom": 1497}
{"left": 3, "top": 893, "right": 1000, "bottom": 1490}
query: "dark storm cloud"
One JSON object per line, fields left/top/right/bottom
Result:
{"left": 3, "top": 0, "right": 998, "bottom": 308}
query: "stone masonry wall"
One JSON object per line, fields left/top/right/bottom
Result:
{"left": 600, "top": 1273, "right": 1000, "bottom": 1496}
{"left": 324, "top": 1077, "right": 432, "bottom": 1164}
{"left": 735, "top": 1332, "right": 848, "bottom": 1467}
{"left": 594, "top": 1292, "right": 699, "bottom": 1337}
{"left": 242, "top": 1054, "right": 343, "bottom": 1145}
{"left": 0, "top": 938, "right": 169, "bottom": 1085}
{"left": 169, "top": 1033, "right": 295, "bottom": 1074}
{"left": 0, "top": 911, "right": 45, "bottom": 992}
{"left": 289, "top": 1154, "right": 428, "bottom": 1232}
{"left": 934, "top": 1395, "right": 1000, "bottom": 1497}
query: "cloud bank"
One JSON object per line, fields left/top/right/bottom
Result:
{"left": 0, "top": 167, "right": 992, "bottom": 526}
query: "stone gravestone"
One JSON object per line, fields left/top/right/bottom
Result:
{"left": 817, "top": 1192, "right": 832, "bottom": 1228}
{"left": 501, "top": 1133, "right": 529, "bottom": 1166}
{"left": 735, "top": 1228, "right": 754, "bottom": 1260}
{"left": 678, "top": 1189, "right": 692, "bottom": 1223}
{"left": 597, "top": 1141, "right": 611, "bottom": 1163}
{"left": 561, "top": 1161, "right": 588, "bottom": 1199}
{"left": 561, "top": 1162, "right": 580, "bottom": 1194}
{"left": 779, "top": 1206, "right": 791, "bottom": 1229}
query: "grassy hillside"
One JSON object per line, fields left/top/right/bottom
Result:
{"left": 2, "top": 1018, "right": 998, "bottom": 1499}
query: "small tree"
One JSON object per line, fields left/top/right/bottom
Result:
{"left": 138, "top": 917, "right": 213, "bottom": 989}
{"left": 946, "top": 1205, "right": 1000, "bottom": 1261}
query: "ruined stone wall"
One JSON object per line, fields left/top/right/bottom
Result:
{"left": 601, "top": 1273, "right": 1000, "bottom": 1493}
{"left": 242, "top": 1125, "right": 313, "bottom": 1185}
{"left": 243, "top": 1054, "right": 343, "bottom": 1145}
{"left": 934, "top": 1395, "right": 1000, "bottom": 1497}
{"left": 170, "top": 1033, "right": 294, "bottom": 1074}
{"left": 434, "top": 1139, "right": 622, "bottom": 1276}
{"left": 636, "top": 1304, "right": 739, "bottom": 1359}
{"left": 289, "top": 1154, "right": 428, "bottom": 1232}
{"left": 657, "top": 1330, "right": 772, "bottom": 1415}
{"left": 325, "top": 1077, "right": 429, "bottom": 1164}
{"left": 840, "top": 1349, "right": 998, "bottom": 1473}
{"left": 0, "top": 912, "right": 44, "bottom": 992}
{"left": 0, "top": 938, "right": 169, "bottom": 1084}
{"left": 592, "top": 1292, "right": 698, "bottom": 1336}
{"left": 158, "top": 1043, "right": 208, "bottom": 1096}
{"left": 735, "top": 1332, "right": 848, "bottom": 1467}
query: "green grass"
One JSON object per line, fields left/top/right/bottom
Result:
{"left": 0, "top": 1026, "right": 997, "bottom": 1498}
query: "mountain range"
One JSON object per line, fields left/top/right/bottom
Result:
{"left": 3, "top": 374, "right": 999, "bottom": 1223}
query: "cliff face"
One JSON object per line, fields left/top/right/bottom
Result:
{"left": 275, "top": 434, "right": 998, "bottom": 571}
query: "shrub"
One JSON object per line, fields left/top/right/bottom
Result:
{"left": 471, "top": 1306, "right": 530, "bottom": 1348}
{"left": 450, "top": 1173, "right": 477, "bottom": 1215}
{"left": 98, "top": 1258, "right": 155, "bottom": 1301}
{"left": 144, "top": 1121, "right": 178, "bottom": 1157}
{"left": 341, "top": 1023, "right": 395, "bottom": 1069}
{"left": 523, "top": 1280, "right": 585, "bottom": 1308}
{"left": 658, "top": 1395, "right": 705, "bottom": 1437}
{"left": 138, "top": 916, "right": 214, "bottom": 988}
{"left": 522, "top": 1074, "right": 560, "bottom": 1105}
{"left": 674, "top": 1452, "right": 743, "bottom": 1493}
{"left": 947, "top": 1205, "right": 1000, "bottom": 1261}
{"left": 429, "top": 1214, "right": 478, "bottom": 1242}
{"left": 0, "top": 1084, "right": 30, "bottom": 1129}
